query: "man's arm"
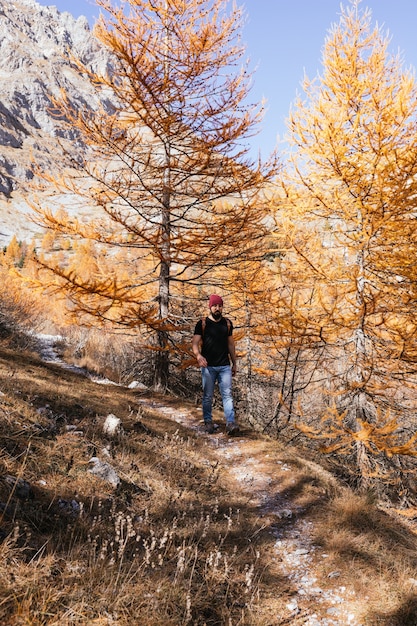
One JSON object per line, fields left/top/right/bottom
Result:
{"left": 228, "top": 335, "right": 237, "bottom": 376}
{"left": 192, "top": 334, "right": 207, "bottom": 367}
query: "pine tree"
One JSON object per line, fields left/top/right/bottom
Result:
{"left": 33, "top": 0, "right": 278, "bottom": 390}
{"left": 276, "top": 0, "right": 417, "bottom": 482}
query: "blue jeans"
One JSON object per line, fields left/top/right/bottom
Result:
{"left": 201, "top": 365, "right": 235, "bottom": 424}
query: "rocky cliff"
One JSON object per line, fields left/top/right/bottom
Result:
{"left": 0, "top": 0, "right": 110, "bottom": 242}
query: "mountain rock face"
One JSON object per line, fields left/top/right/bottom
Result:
{"left": 0, "top": 0, "right": 112, "bottom": 242}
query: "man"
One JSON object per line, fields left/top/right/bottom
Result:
{"left": 192, "top": 294, "right": 239, "bottom": 435}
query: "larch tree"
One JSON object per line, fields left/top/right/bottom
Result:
{"left": 275, "top": 0, "right": 417, "bottom": 483}
{"left": 32, "top": 0, "right": 278, "bottom": 391}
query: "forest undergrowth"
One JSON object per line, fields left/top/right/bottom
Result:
{"left": 0, "top": 340, "right": 417, "bottom": 625}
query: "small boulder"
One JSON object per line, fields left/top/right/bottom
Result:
{"left": 4, "top": 475, "right": 34, "bottom": 500}
{"left": 88, "top": 457, "right": 121, "bottom": 488}
{"left": 103, "top": 414, "right": 123, "bottom": 437}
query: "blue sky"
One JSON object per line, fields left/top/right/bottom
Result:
{"left": 45, "top": 0, "right": 417, "bottom": 158}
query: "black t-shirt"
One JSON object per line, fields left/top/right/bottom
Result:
{"left": 194, "top": 316, "right": 233, "bottom": 367}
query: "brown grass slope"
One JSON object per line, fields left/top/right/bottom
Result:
{"left": 0, "top": 345, "right": 416, "bottom": 625}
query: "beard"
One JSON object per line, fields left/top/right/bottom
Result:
{"left": 212, "top": 311, "right": 222, "bottom": 320}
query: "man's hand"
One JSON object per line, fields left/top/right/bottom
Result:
{"left": 196, "top": 353, "right": 207, "bottom": 368}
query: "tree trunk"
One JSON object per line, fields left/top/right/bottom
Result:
{"left": 154, "top": 155, "right": 171, "bottom": 392}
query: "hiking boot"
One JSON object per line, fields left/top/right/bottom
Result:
{"left": 226, "top": 422, "right": 240, "bottom": 436}
{"left": 205, "top": 421, "right": 215, "bottom": 434}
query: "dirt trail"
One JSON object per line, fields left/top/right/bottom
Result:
{"left": 34, "top": 334, "right": 365, "bottom": 624}
{"left": 137, "top": 397, "right": 365, "bottom": 626}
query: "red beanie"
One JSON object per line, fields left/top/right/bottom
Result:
{"left": 209, "top": 294, "right": 223, "bottom": 307}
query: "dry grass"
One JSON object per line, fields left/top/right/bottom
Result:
{"left": 0, "top": 343, "right": 416, "bottom": 624}
{"left": 0, "top": 345, "right": 278, "bottom": 625}
{"left": 308, "top": 489, "right": 417, "bottom": 625}
{"left": 58, "top": 326, "right": 150, "bottom": 387}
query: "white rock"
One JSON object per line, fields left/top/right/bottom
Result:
{"left": 103, "top": 414, "right": 123, "bottom": 437}
{"left": 128, "top": 381, "right": 148, "bottom": 390}
{"left": 88, "top": 457, "right": 120, "bottom": 488}
{"left": 286, "top": 598, "right": 299, "bottom": 614}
